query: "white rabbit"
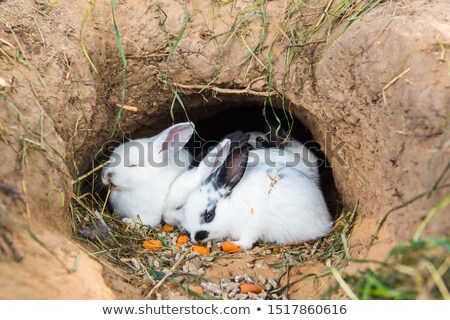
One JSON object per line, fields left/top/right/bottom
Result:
{"left": 101, "top": 122, "right": 194, "bottom": 227}
{"left": 163, "top": 130, "right": 320, "bottom": 227}
{"left": 181, "top": 142, "right": 332, "bottom": 249}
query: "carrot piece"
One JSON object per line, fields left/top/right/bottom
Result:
{"left": 221, "top": 241, "right": 243, "bottom": 253}
{"left": 176, "top": 235, "right": 190, "bottom": 247}
{"left": 272, "top": 246, "right": 284, "bottom": 253}
{"left": 240, "top": 283, "right": 263, "bottom": 294}
{"left": 188, "top": 284, "right": 204, "bottom": 295}
{"left": 162, "top": 224, "right": 174, "bottom": 232}
{"left": 192, "top": 245, "right": 210, "bottom": 256}
{"left": 143, "top": 240, "right": 163, "bottom": 251}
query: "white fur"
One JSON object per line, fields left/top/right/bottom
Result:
{"left": 101, "top": 122, "right": 194, "bottom": 227}
{"left": 181, "top": 149, "right": 332, "bottom": 249}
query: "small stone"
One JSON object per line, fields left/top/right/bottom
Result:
{"left": 268, "top": 278, "right": 278, "bottom": 289}
{"left": 197, "top": 267, "right": 206, "bottom": 275}
{"left": 248, "top": 292, "right": 260, "bottom": 300}
{"left": 191, "top": 257, "right": 203, "bottom": 269}
{"left": 203, "top": 256, "right": 215, "bottom": 263}
{"left": 201, "top": 282, "right": 222, "bottom": 296}
{"left": 131, "top": 258, "right": 141, "bottom": 271}
{"left": 244, "top": 275, "right": 254, "bottom": 284}
{"left": 254, "top": 263, "right": 264, "bottom": 269}
{"left": 234, "top": 275, "right": 245, "bottom": 282}
{"left": 246, "top": 263, "right": 255, "bottom": 268}
{"left": 228, "top": 287, "right": 240, "bottom": 298}
{"left": 153, "top": 260, "right": 160, "bottom": 268}
{"left": 258, "top": 292, "right": 268, "bottom": 299}
{"left": 223, "top": 281, "right": 239, "bottom": 293}
{"left": 182, "top": 265, "right": 189, "bottom": 273}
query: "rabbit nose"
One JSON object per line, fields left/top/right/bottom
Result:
{"left": 194, "top": 231, "right": 209, "bottom": 242}
{"left": 107, "top": 172, "right": 113, "bottom": 179}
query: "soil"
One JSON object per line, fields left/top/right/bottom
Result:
{"left": 0, "top": 0, "right": 449, "bottom": 299}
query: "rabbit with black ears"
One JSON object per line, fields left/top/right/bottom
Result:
{"left": 163, "top": 131, "right": 249, "bottom": 226}
{"left": 101, "top": 122, "right": 194, "bottom": 227}
{"left": 163, "top": 130, "right": 321, "bottom": 227}
{"left": 181, "top": 140, "right": 332, "bottom": 249}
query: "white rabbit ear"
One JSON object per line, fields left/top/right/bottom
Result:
{"left": 197, "top": 139, "right": 231, "bottom": 182}
{"left": 154, "top": 122, "right": 194, "bottom": 154}
{"left": 215, "top": 143, "right": 249, "bottom": 190}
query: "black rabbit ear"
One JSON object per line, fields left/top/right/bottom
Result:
{"left": 214, "top": 143, "right": 249, "bottom": 190}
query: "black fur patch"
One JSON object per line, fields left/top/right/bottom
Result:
{"left": 200, "top": 202, "right": 217, "bottom": 224}
{"left": 194, "top": 230, "right": 209, "bottom": 242}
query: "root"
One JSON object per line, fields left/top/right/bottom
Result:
{"left": 169, "top": 76, "right": 279, "bottom": 97}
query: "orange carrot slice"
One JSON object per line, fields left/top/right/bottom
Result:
{"left": 143, "top": 240, "right": 163, "bottom": 251}
{"left": 188, "top": 284, "right": 204, "bottom": 295}
{"left": 240, "top": 283, "right": 263, "bottom": 294}
{"left": 192, "top": 245, "right": 210, "bottom": 256}
{"left": 176, "top": 235, "right": 190, "bottom": 247}
{"left": 221, "top": 241, "right": 242, "bottom": 253}
{"left": 162, "top": 224, "right": 174, "bottom": 232}
{"left": 272, "top": 246, "right": 284, "bottom": 253}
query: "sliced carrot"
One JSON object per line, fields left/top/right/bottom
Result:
{"left": 221, "top": 241, "right": 242, "bottom": 253}
{"left": 192, "top": 245, "right": 210, "bottom": 256}
{"left": 162, "top": 224, "right": 174, "bottom": 232}
{"left": 240, "top": 283, "right": 263, "bottom": 294}
{"left": 188, "top": 284, "right": 204, "bottom": 295}
{"left": 176, "top": 235, "right": 190, "bottom": 247}
{"left": 143, "top": 240, "right": 163, "bottom": 251}
{"left": 272, "top": 246, "right": 284, "bottom": 253}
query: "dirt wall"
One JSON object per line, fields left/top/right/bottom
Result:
{"left": 0, "top": 0, "right": 449, "bottom": 299}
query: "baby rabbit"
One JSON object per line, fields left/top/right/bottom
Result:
{"left": 181, "top": 141, "right": 332, "bottom": 249}
{"left": 163, "top": 130, "right": 320, "bottom": 227}
{"left": 101, "top": 122, "right": 194, "bottom": 227}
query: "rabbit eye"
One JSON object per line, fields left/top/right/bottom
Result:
{"left": 203, "top": 210, "right": 215, "bottom": 223}
{"left": 175, "top": 204, "right": 184, "bottom": 211}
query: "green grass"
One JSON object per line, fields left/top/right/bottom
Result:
{"left": 110, "top": 0, "right": 128, "bottom": 138}
{"left": 323, "top": 237, "right": 450, "bottom": 299}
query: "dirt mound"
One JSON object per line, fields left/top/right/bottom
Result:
{"left": 0, "top": 0, "right": 449, "bottom": 299}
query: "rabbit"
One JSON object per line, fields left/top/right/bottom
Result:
{"left": 163, "top": 132, "right": 249, "bottom": 226}
{"left": 101, "top": 122, "right": 194, "bottom": 227}
{"left": 181, "top": 141, "right": 332, "bottom": 249}
{"left": 264, "top": 123, "right": 321, "bottom": 182}
{"left": 163, "top": 129, "right": 320, "bottom": 227}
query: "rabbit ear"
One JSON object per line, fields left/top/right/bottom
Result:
{"left": 198, "top": 139, "right": 231, "bottom": 182}
{"left": 214, "top": 143, "right": 249, "bottom": 190}
{"left": 154, "top": 122, "right": 194, "bottom": 154}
